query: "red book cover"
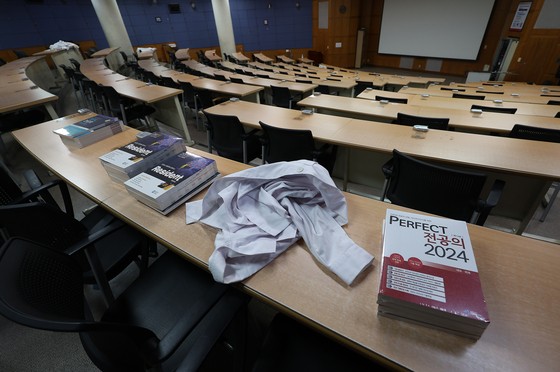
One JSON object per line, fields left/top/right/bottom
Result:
{"left": 378, "top": 209, "right": 489, "bottom": 328}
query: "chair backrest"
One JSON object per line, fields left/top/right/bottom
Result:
{"left": 235, "top": 68, "right": 245, "bottom": 74}
{"left": 0, "top": 237, "right": 157, "bottom": 371}
{"left": 143, "top": 71, "right": 161, "bottom": 85}
{"left": 100, "top": 85, "right": 125, "bottom": 113}
{"left": 0, "top": 167, "right": 24, "bottom": 205}
{"left": 270, "top": 86, "right": 293, "bottom": 108}
{"left": 203, "top": 111, "right": 248, "bottom": 160}
{"left": 83, "top": 51, "right": 91, "bottom": 59}
{"left": 213, "top": 74, "right": 227, "bottom": 81}
{"left": 12, "top": 50, "right": 27, "bottom": 59}
{"left": 196, "top": 89, "right": 216, "bottom": 109}
{"left": 88, "top": 47, "right": 99, "bottom": 54}
{"left": 383, "top": 149, "right": 488, "bottom": 223}
{"left": 259, "top": 121, "right": 316, "bottom": 163}
{"left": 508, "top": 124, "right": 560, "bottom": 142}
{"left": 230, "top": 77, "right": 244, "bottom": 84}
{"left": 160, "top": 76, "right": 178, "bottom": 88}
{"left": 441, "top": 87, "right": 465, "bottom": 92}
{"left": 471, "top": 104, "right": 517, "bottom": 114}
{"left": 295, "top": 73, "right": 307, "bottom": 77}
{"left": 326, "top": 78, "right": 341, "bottom": 81}
{"left": 395, "top": 113, "right": 449, "bottom": 130}
{"left": 178, "top": 81, "right": 197, "bottom": 105}
{"left": 452, "top": 93, "right": 485, "bottom": 100}
{"left": 376, "top": 95, "right": 408, "bottom": 104}
{"left": 132, "top": 52, "right": 139, "bottom": 61}
{"left": 556, "top": 112, "right": 560, "bottom": 118}
{"left": 0, "top": 58, "right": 6, "bottom": 67}
{"left": 69, "top": 58, "right": 81, "bottom": 71}
{"left": 547, "top": 100, "right": 560, "bottom": 106}
{"left": 477, "top": 90, "right": 503, "bottom": 95}
{"left": 296, "top": 79, "right": 312, "bottom": 84}
{"left": 167, "top": 50, "right": 176, "bottom": 64}
{"left": 119, "top": 51, "right": 128, "bottom": 62}
{"left": 355, "top": 81, "right": 374, "bottom": 96}
{"left": 316, "top": 85, "right": 331, "bottom": 95}
{"left": 257, "top": 74, "right": 269, "bottom": 79}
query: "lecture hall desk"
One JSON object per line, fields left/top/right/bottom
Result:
{"left": 81, "top": 57, "right": 194, "bottom": 145}
{"left": 11, "top": 116, "right": 560, "bottom": 372}
{"left": 208, "top": 99, "right": 560, "bottom": 234}
{"left": 175, "top": 48, "right": 191, "bottom": 61}
{"left": 90, "top": 47, "right": 122, "bottom": 71}
{"left": 0, "top": 56, "right": 58, "bottom": 120}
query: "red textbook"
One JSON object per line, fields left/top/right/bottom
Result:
{"left": 377, "top": 209, "right": 489, "bottom": 338}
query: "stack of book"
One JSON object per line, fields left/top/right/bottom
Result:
{"left": 99, "top": 132, "right": 185, "bottom": 183}
{"left": 124, "top": 151, "right": 219, "bottom": 215}
{"left": 53, "top": 114, "right": 125, "bottom": 148}
{"left": 377, "top": 209, "right": 490, "bottom": 340}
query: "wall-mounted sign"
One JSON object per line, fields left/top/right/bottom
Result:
{"left": 510, "top": 1, "right": 532, "bottom": 31}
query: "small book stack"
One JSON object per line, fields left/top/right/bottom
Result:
{"left": 53, "top": 114, "right": 125, "bottom": 148}
{"left": 99, "top": 132, "right": 185, "bottom": 184}
{"left": 124, "top": 151, "right": 219, "bottom": 215}
{"left": 377, "top": 209, "right": 490, "bottom": 340}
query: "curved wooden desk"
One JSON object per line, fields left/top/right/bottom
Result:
{"left": 175, "top": 48, "right": 191, "bottom": 61}
{"left": 80, "top": 57, "right": 193, "bottom": 145}
{"left": 0, "top": 56, "right": 58, "bottom": 120}
{"left": 91, "top": 47, "right": 122, "bottom": 71}
{"left": 11, "top": 116, "right": 560, "bottom": 372}
{"left": 33, "top": 47, "right": 84, "bottom": 79}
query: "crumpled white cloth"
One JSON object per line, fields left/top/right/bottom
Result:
{"left": 185, "top": 160, "right": 374, "bottom": 285}
{"left": 48, "top": 41, "right": 79, "bottom": 51}
{"left": 136, "top": 47, "right": 157, "bottom": 53}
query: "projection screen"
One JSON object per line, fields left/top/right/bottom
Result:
{"left": 378, "top": 0, "right": 496, "bottom": 60}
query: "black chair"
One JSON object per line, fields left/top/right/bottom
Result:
{"left": 355, "top": 81, "right": 374, "bottom": 96}
{"left": 556, "top": 112, "right": 560, "bottom": 118}
{"left": 316, "top": 85, "right": 339, "bottom": 96}
{"left": 12, "top": 50, "right": 27, "bottom": 59}
{"left": 441, "top": 87, "right": 465, "bottom": 92}
{"left": 256, "top": 73, "right": 270, "bottom": 79}
{"left": 235, "top": 68, "right": 245, "bottom": 74}
{"left": 0, "top": 202, "right": 151, "bottom": 305}
{"left": 83, "top": 51, "right": 91, "bottom": 59}
{"left": 477, "top": 90, "right": 503, "bottom": 94}
{"left": 471, "top": 105, "right": 517, "bottom": 114}
{"left": 547, "top": 100, "right": 560, "bottom": 105}
{"left": 81, "top": 78, "right": 107, "bottom": 114}
{"left": 326, "top": 78, "right": 341, "bottom": 81}
{"left": 393, "top": 113, "right": 449, "bottom": 130}
{"left": 160, "top": 76, "right": 180, "bottom": 89}
{"left": 0, "top": 110, "right": 46, "bottom": 163}
{"left": 230, "top": 77, "right": 245, "bottom": 84}
{"left": 143, "top": 70, "right": 162, "bottom": 85}
{"left": 0, "top": 237, "right": 248, "bottom": 372}
{"left": 509, "top": 124, "right": 560, "bottom": 222}
{"left": 213, "top": 74, "right": 227, "bottom": 81}
{"left": 296, "top": 79, "right": 312, "bottom": 84}
{"left": 203, "top": 111, "right": 261, "bottom": 164}
{"left": 0, "top": 165, "right": 68, "bottom": 210}
{"left": 295, "top": 73, "right": 307, "bottom": 77}
{"left": 167, "top": 50, "right": 177, "bottom": 68}
{"left": 279, "top": 71, "right": 288, "bottom": 75}
{"left": 259, "top": 121, "right": 337, "bottom": 174}
{"left": 132, "top": 52, "right": 139, "bottom": 62}
{"left": 380, "top": 149, "right": 505, "bottom": 226}
{"left": 69, "top": 58, "right": 81, "bottom": 71}
{"left": 375, "top": 95, "right": 408, "bottom": 104}
{"left": 178, "top": 81, "right": 202, "bottom": 130}
{"left": 452, "top": 93, "right": 485, "bottom": 100}
{"left": 483, "top": 83, "right": 502, "bottom": 86}
{"left": 246, "top": 313, "right": 389, "bottom": 372}
{"left": 59, "top": 64, "right": 81, "bottom": 106}
{"left": 88, "top": 47, "right": 99, "bottom": 54}
{"left": 101, "top": 85, "right": 157, "bottom": 130}
{"left": 0, "top": 58, "right": 6, "bottom": 66}
{"left": 270, "top": 86, "right": 302, "bottom": 109}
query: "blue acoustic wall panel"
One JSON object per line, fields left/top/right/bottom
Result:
{"left": 1, "top": 0, "right": 312, "bottom": 52}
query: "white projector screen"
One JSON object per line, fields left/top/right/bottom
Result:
{"left": 378, "top": 0, "right": 495, "bottom": 60}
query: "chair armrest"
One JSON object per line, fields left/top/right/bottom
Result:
{"left": 476, "top": 179, "right": 505, "bottom": 226}
{"left": 381, "top": 157, "right": 394, "bottom": 177}
{"left": 13, "top": 178, "right": 74, "bottom": 216}
{"left": 63, "top": 219, "right": 125, "bottom": 256}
